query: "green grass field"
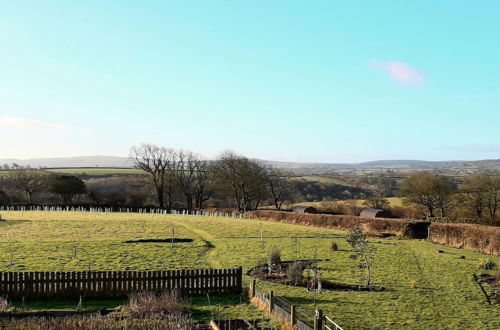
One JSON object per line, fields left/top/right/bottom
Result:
{"left": 0, "top": 211, "right": 498, "bottom": 329}
{"left": 45, "top": 168, "right": 144, "bottom": 176}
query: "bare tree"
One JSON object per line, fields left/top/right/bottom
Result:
{"left": 266, "top": 168, "right": 295, "bottom": 210}
{"left": 130, "top": 144, "right": 175, "bottom": 209}
{"left": 346, "top": 226, "right": 376, "bottom": 289}
{"left": 399, "top": 172, "right": 455, "bottom": 217}
{"left": 173, "top": 150, "right": 198, "bottom": 211}
{"left": 213, "top": 151, "right": 269, "bottom": 212}
{"left": 7, "top": 170, "right": 47, "bottom": 203}
{"left": 193, "top": 159, "right": 213, "bottom": 209}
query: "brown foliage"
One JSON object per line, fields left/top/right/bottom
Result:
{"left": 246, "top": 210, "right": 429, "bottom": 238}
{"left": 429, "top": 223, "right": 500, "bottom": 255}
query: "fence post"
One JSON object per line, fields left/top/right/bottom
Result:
{"left": 251, "top": 279, "right": 256, "bottom": 298}
{"left": 291, "top": 304, "right": 296, "bottom": 325}
{"left": 269, "top": 291, "right": 274, "bottom": 313}
{"left": 314, "top": 309, "right": 323, "bottom": 330}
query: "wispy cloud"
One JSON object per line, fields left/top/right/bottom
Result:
{"left": 370, "top": 60, "right": 424, "bottom": 86}
{"left": 0, "top": 115, "right": 71, "bottom": 131}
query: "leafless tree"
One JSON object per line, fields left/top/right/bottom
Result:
{"left": 214, "top": 151, "right": 269, "bottom": 212}
{"left": 173, "top": 150, "right": 198, "bottom": 211}
{"left": 193, "top": 159, "right": 214, "bottom": 209}
{"left": 7, "top": 169, "right": 47, "bottom": 203}
{"left": 266, "top": 168, "right": 295, "bottom": 210}
{"left": 130, "top": 144, "right": 176, "bottom": 209}
{"left": 399, "top": 172, "right": 455, "bottom": 217}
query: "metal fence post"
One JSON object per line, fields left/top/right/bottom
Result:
{"left": 314, "top": 309, "right": 323, "bottom": 330}
{"left": 251, "top": 279, "right": 256, "bottom": 298}
{"left": 269, "top": 291, "right": 274, "bottom": 313}
{"left": 290, "top": 304, "right": 296, "bottom": 325}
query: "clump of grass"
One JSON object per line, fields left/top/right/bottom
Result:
{"left": 330, "top": 242, "right": 338, "bottom": 251}
{"left": 410, "top": 280, "right": 417, "bottom": 288}
{"left": 125, "top": 291, "right": 185, "bottom": 317}
{"left": 477, "top": 259, "right": 497, "bottom": 270}
{"left": 0, "top": 297, "right": 10, "bottom": 312}
{"left": 4, "top": 314, "right": 196, "bottom": 329}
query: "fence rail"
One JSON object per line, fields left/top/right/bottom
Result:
{"left": 250, "top": 280, "right": 344, "bottom": 330}
{"left": 0, "top": 267, "right": 242, "bottom": 299}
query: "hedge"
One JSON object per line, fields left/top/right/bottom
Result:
{"left": 429, "top": 222, "right": 500, "bottom": 255}
{"left": 245, "top": 210, "right": 430, "bottom": 239}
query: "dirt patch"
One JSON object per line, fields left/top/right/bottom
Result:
{"left": 123, "top": 238, "right": 194, "bottom": 243}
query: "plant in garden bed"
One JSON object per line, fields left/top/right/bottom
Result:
{"left": 346, "top": 225, "right": 376, "bottom": 290}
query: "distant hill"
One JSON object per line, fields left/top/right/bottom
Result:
{"left": 0, "top": 156, "right": 131, "bottom": 168}
{"left": 0, "top": 156, "right": 499, "bottom": 175}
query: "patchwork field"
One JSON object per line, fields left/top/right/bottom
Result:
{"left": 0, "top": 211, "right": 499, "bottom": 329}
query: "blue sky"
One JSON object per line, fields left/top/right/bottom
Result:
{"left": 0, "top": 1, "right": 499, "bottom": 162}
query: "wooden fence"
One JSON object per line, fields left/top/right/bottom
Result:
{"left": 0, "top": 267, "right": 242, "bottom": 299}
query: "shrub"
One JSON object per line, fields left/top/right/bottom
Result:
{"left": 125, "top": 291, "right": 185, "bottom": 317}
{"left": 330, "top": 242, "right": 338, "bottom": 251}
{"left": 287, "top": 262, "right": 307, "bottom": 285}
{"left": 478, "top": 259, "right": 497, "bottom": 270}
{"left": 268, "top": 246, "right": 281, "bottom": 266}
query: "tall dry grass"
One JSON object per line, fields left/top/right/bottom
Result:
{"left": 429, "top": 223, "right": 500, "bottom": 255}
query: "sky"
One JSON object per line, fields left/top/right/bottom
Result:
{"left": 0, "top": 1, "right": 499, "bottom": 162}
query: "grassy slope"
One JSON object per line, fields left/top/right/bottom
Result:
{"left": 45, "top": 168, "right": 144, "bottom": 175}
{"left": 287, "top": 176, "right": 355, "bottom": 186}
{"left": 285, "top": 197, "right": 405, "bottom": 209}
{"left": 0, "top": 212, "right": 498, "bottom": 329}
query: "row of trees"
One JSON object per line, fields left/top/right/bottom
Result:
{"left": 0, "top": 170, "right": 86, "bottom": 204}
{"left": 130, "top": 144, "right": 295, "bottom": 212}
{"left": 398, "top": 171, "right": 499, "bottom": 222}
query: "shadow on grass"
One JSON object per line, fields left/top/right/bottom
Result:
{"left": 0, "top": 220, "right": 31, "bottom": 227}
{"left": 10, "top": 298, "right": 125, "bottom": 311}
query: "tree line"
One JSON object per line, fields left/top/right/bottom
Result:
{"left": 0, "top": 144, "right": 296, "bottom": 211}
{"left": 0, "top": 144, "right": 498, "bottom": 224}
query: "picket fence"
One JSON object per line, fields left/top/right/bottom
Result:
{"left": 0, "top": 205, "right": 240, "bottom": 218}
{"left": 0, "top": 267, "right": 242, "bottom": 299}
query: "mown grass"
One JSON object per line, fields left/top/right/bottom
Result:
{"left": 0, "top": 211, "right": 498, "bottom": 329}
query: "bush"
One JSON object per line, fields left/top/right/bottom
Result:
{"left": 268, "top": 246, "right": 281, "bottom": 266}
{"left": 478, "top": 259, "right": 497, "bottom": 270}
{"left": 330, "top": 242, "right": 338, "bottom": 251}
{"left": 287, "top": 262, "right": 307, "bottom": 285}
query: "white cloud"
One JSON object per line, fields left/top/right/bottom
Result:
{"left": 371, "top": 60, "right": 424, "bottom": 85}
{"left": 0, "top": 115, "right": 71, "bottom": 131}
